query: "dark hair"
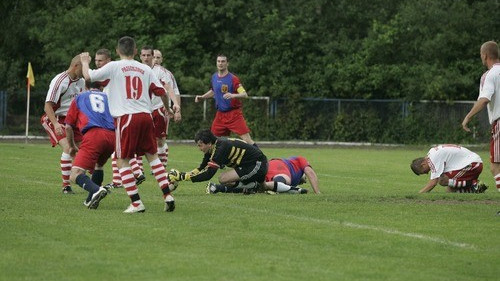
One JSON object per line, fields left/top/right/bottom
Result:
{"left": 141, "top": 45, "right": 154, "bottom": 55}
{"left": 96, "top": 48, "right": 111, "bottom": 59}
{"left": 85, "top": 80, "right": 102, "bottom": 90}
{"left": 117, "top": 36, "right": 136, "bottom": 57}
{"left": 410, "top": 157, "right": 426, "bottom": 175}
{"left": 194, "top": 129, "right": 217, "bottom": 144}
{"left": 217, "top": 54, "right": 228, "bottom": 61}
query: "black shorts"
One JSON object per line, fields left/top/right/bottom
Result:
{"left": 235, "top": 157, "right": 268, "bottom": 184}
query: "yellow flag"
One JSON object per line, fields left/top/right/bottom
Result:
{"left": 26, "top": 62, "right": 35, "bottom": 87}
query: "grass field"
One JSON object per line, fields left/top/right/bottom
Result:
{"left": 0, "top": 142, "right": 498, "bottom": 281}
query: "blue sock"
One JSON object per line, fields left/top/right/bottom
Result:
{"left": 91, "top": 170, "right": 104, "bottom": 186}
{"left": 76, "top": 174, "right": 100, "bottom": 194}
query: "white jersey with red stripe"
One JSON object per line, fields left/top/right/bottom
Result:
{"left": 426, "top": 144, "right": 482, "bottom": 180}
{"left": 479, "top": 63, "right": 500, "bottom": 124}
{"left": 151, "top": 64, "right": 180, "bottom": 110}
{"left": 88, "top": 59, "right": 166, "bottom": 117}
{"left": 45, "top": 71, "right": 85, "bottom": 116}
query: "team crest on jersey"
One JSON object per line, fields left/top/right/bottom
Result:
{"left": 221, "top": 84, "right": 228, "bottom": 93}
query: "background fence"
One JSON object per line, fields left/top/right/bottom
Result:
{"left": 0, "top": 90, "right": 490, "bottom": 144}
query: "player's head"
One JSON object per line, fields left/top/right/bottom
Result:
{"left": 116, "top": 36, "right": 137, "bottom": 58}
{"left": 70, "top": 54, "right": 83, "bottom": 78}
{"left": 95, "top": 48, "right": 111, "bottom": 69}
{"left": 216, "top": 54, "right": 228, "bottom": 72}
{"left": 153, "top": 49, "right": 163, "bottom": 65}
{"left": 194, "top": 129, "right": 217, "bottom": 153}
{"left": 410, "top": 157, "right": 429, "bottom": 175}
{"left": 480, "top": 41, "right": 499, "bottom": 67}
{"left": 85, "top": 80, "right": 102, "bottom": 90}
{"left": 140, "top": 45, "right": 154, "bottom": 66}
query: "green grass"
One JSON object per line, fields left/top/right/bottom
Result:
{"left": 0, "top": 142, "right": 499, "bottom": 281}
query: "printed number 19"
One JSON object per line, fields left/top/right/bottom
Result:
{"left": 125, "top": 76, "right": 143, "bottom": 99}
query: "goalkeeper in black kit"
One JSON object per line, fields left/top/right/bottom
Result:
{"left": 168, "top": 129, "right": 268, "bottom": 191}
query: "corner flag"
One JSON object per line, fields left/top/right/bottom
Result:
{"left": 27, "top": 62, "right": 35, "bottom": 87}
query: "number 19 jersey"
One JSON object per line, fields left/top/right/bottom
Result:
{"left": 88, "top": 59, "right": 166, "bottom": 117}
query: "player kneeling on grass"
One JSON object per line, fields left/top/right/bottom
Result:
{"left": 64, "top": 82, "right": 115, "bottom": 209}
{"left": 410, "top": 144, "right": 488, "bottom": 193}
{"left": 168, "top": 129, "right": 268, "bottom": 192}
{"left": 205, "top": 156, "right": 321, "bottom": 195}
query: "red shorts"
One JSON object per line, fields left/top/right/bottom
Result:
{"left": 444, "top": 162, "right": 483, "bottom": 181}
{"left": 211, "top": 108, "right": 250, "bottom": 137}
{"left": 115, "top": 113, "right": 157, "bottom": 159}
{"left": 491, "top": 120, "right": 500, "bottom": 163}
{"left": 265, "top": 159, "right": 291, "bottom": 182}
{"left": 41, "top": 114, "right": 83, "bottom": 147}
{"left": 72, "top": 128, "right": 115, "bottom": 172}
{"left": 152, "top": 107, "right": 168, "bottom": 139}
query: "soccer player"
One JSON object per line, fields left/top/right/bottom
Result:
{"left": 94, "top": 49, "right": 111, "bottom": 69}
{"left": 152, "top": 48, "right": 182, "bottom": 167}
{"left": 140, "top": 46, "right": 180, "bottom": 169}
{"left": 41, "top": 54, "right": 85, "bottom": 194}
{"left": 195, "top": 54, "right": 256, "bottom": 146}
{"left": 410, "top": 144, "right": 487, "bottom": 193}
{"left": 65, "top": 81, "right": 114, "bottom": 209}
{"left": 80, "top": 36, "right": 179, "bottom": 213}
{"left": 462, "top": 40, "right": 500, "bottom": 192}
{"left": 168, "top": 129, "right": 268, "bottom": 190}
{"left": 153, "top": 49, "right": 182, "bottom": 110}
{"left": 206, "top": 156, "right": 320, "bottom": 195}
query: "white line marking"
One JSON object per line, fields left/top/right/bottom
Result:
{"left": 215, "top": 202, "right": 477, "bottom": 250}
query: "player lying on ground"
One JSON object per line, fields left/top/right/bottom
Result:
{"left": 204, "top": 156, "right": 320, "bottom": 195}
{"left": 410, "top": 144, "right": 488, "bottom": 193}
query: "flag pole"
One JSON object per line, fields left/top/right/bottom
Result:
{"left": 25, "top": 78, "right": 30, "bottom": 144}
{"left": 25, "top": 62, "right": 34, "bottom": 144}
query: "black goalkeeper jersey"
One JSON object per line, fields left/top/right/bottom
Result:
{"left": 191, "top": 138, "right": 266, "bottom": 182}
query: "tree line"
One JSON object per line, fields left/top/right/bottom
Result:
{"left": 1, "top": 0, "right": 498, "bottom": 142}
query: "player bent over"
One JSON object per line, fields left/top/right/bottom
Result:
{"left": 168, "top": 129, "right": 268, "bottom": 192}
{"left": 410, "top": 144, "right": 488, "bottom": 193}
{"left": 65, "top": 83, "right": 114, "bottom": 209}
{"left": 206, "top": 156, "right": 320, "bottom": 195}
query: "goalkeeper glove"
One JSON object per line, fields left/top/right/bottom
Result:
{"left": 169, "top": 169, "right": 191, "bottom": 182}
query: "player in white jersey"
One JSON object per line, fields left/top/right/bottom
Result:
{"left": 462, "top": 40, "right": 500, "bottom": 192}
{"left": 410, "top": 144, "right": 487, "bottom": 193}
{"left": 140, "top": 46, "right": 181, "bottom": 169}
{"left": 40, "top": 55, "right": 85, "bottom": 194}
{"left": 80, "top": 36, "right": 179, "bottom": 213}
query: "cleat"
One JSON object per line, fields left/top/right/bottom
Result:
{"left": 88, "top": 187, "right": 108, "bottom": 209}
{"left": 474, "top": 181, "right": 488, "bottom": 193}
{"left": 206, "top": 182, "right": 217, "bottom": 194}
{"left": 123, "top": 202, "right": 146, "bottom": 213}
{"left": 288, "top": 186, "right": 308, "bottom": 194}
{"left": 62, "top": 186, "right": 75, "bottom": 194}
{"left": 135, "top": 174, "right": 146, "bottom": 186}
{"left": 83, "top": 200, "right": 91, "bottom": 207}
{"left": 164, "top": 194, "right": 175, "bottom": 212}
{"left": 265, "top": 190, "right": 278, "bottom": 195}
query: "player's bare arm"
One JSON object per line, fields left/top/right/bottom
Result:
{"left": 418, "top": 178, "right": 439, "bottom": 193}
{"left": 44, "top": 102, "right": 63, "bottom": 136}
{"left": 462, "top": 98, "right": 489, "bottom": 132}
{"left": 223, "top": 91, "right": 248, "bottom": 100}
{"left": 195, "top": 90, "right": 214, "bottom": 102}
{"left": 304, "top": 166, "right": 320, "bottom": 194}
{"left": 80, "top": 52, "right": 91, "bottom": 81}
{"left": 65, "top": 125, "right": 78, "bottom": 157}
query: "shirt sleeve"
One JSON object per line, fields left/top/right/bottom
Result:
{"left": 64, "top": 99, "right": 78, "bottom": 127}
